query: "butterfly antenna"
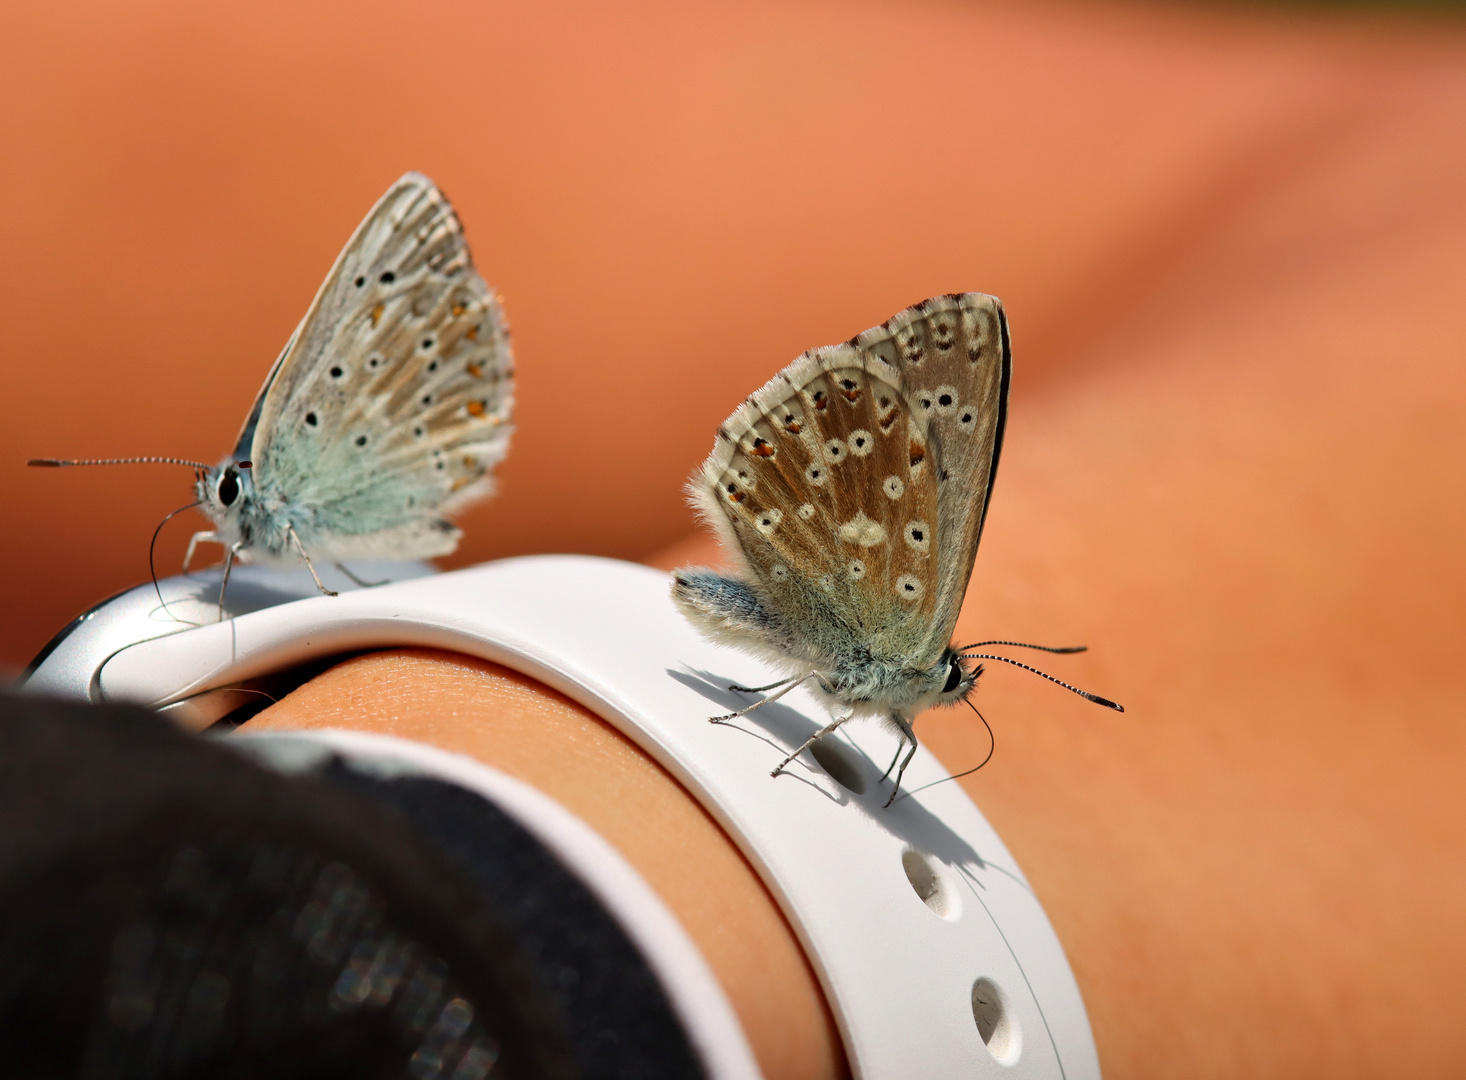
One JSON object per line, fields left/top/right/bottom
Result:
{"left": 893, "top": 699, "right": 995, "bottom": 803}
{"left": 958, "top": 640, "right": 1088, "bottom": 654}
{"left": 960, "top": 653, "right": 1124, "bottom": 711}
{"left": 150, "top": 500, "right": 203, "bottom": 622}
{"left": 29, "top": 455, "right": 213, "bottom": 470}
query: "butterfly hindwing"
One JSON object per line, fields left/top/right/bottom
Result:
{"left": 696, "top": 345, "right": 943, "bottom": 666}
{"left": 852, "top": 294, "right": 1010, "bottom": 657}
{"left": 248, "top": 173, "right": 513, "bottom": 559}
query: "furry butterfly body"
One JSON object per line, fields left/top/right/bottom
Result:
{"left": 673, "top": 294, "right": 1117, "bottom": 803}
{"left": 36, "top": 173, "right": 514, "bottom": 602}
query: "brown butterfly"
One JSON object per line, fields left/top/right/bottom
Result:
{"left": 673, "top": 294, "right": 1120, "bottom": 804}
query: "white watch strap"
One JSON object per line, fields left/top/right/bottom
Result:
{"left": 89, "top": 555, "right": 1101, "bottom": 1080}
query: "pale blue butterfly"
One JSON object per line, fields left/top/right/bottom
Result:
{"left": 33, "top": 173, "right": 514, "bottom": 611}
{"left": 672, "top": 294, "right": 1120, "bottom": 805}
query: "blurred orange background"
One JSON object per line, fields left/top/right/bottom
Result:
{"left": 3, "top": 1, "right": 1465, "bottom": 1076}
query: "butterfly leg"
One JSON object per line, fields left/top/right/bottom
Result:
{"left": 216, "top": 541, "right": 245, "bottom": 622}
{"left": 334, "top": 562, "right": 389, "bottom": 589}
{"left": 286, "top": 525, "right": 339, "bottom": 598}
{"left": 728, "top": 675, "right": 800, "bottom": 695}
{"left": 883, "top": 713, "right": 920, "bottom": 808}
{"left": 771, "top": 708, "right": 854, "bottom": 780}
{"left": 879, "top": 742, "right": 904, "bottom": 784}
{"left": 183, "top": 531, "right": 222, "bottom": 574}
{"left": 710, "top": 672, "right": 812, "bottom": 723}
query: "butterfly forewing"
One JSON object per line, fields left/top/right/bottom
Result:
{"left": 698, "top": 346, "right": 944, "bottom": 666}
{"left": 853, "top": 294, "right": 1009, "bottom": 656}
{"left": 248, "top": 173, "right": 513, "bottom": 557}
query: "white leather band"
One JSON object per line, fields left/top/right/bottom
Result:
{"left": 85, "top": 555, "right": 1100, "bottom": 1080}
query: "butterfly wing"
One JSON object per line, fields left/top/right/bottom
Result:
{"left": 247, "top": 172, "right": 513, "bottom": 559}
{"left": 692, "top": 343, "right": 945, "bottom": 667}
{"left": 851, "top": 294, "right": 1010, "bottom": 657}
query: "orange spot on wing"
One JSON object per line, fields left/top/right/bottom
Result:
{"left": 728, "top": 491, "right": 744, "bottom": 503}
{"left": 909, "top": 441, "right": 925, "bottom": 467}
{"left": 467, "top": 400, "right": 487, "bottom": 417}
{"left": 370, "top": 303, "right": 384, "bottom": 328}
{"left": 452, "top": 302, "right": 467, "bottom": 316}
{"left": 750, "top": 437, "right": 775, "bottom": 457}
{"left": 784, "top": 420, "right": 802, "bottom": 434}
{"left": 466, "top": 362, "right": 483, "bottom": 377}
{"left": 466, "top": 325, "right": 479, "bottom": 341}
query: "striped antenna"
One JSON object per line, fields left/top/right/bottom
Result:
{"left": 957, "top": 640, "right": 1087, "bottom": 654}
{"left": 28, "top": 456, "right": 212, "bottom": 470}
{"left": 959, "top": 652, "right": 1124, "bottom": 711}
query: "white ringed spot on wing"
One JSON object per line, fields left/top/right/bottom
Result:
{"left": 932, "top": 385, "right": 959, "bottom": 416}
{"left": 883, "top": 476, "right": 904, "bottom": 500}
{"left": 957, "top": 408, "right": 976, "bottom": 432}
{"left": 805, "top": 462, "right": 828, "bottom": 486}
{"left": 848, "top": 559, "right": 866, "bottom": 580}
{"left": 848, "top": 429, "right": 874, "bottom": 457}
{"left": 823, "top": 438, "right": 847, "bottom": 464}
{"left": 798, "top": 503, "right": 817, "bottom": 520}
{"left": 771, "top": 563, "right": 789, "bottom": 582}
{"left": 904, "top": 521, "right": 930, "bottom": 553}
{"left": 896, "top": 574, "right": 924, "bottom": 601}
{"left": 755, "top": 508, "right": 783, "bottom": 535}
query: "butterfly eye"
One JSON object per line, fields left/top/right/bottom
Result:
{"left": 217, "top": 470, "right": 239, "bottom": 507}
{"left": 943, "top": 657, "right": 963, "bottom": 694}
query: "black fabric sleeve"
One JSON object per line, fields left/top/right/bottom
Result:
{"left": 0, "top": 693, "right": 709, "bottom": 1080}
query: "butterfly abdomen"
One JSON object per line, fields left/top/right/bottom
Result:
{"left": 670, "top": 569, "right": 822, "bottom": 667}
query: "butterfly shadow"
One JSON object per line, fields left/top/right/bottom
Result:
{"left": 665, "top": 667, "right": 852, "bottom": 807}
{"left": 667, "top": 667, "right": 1003, "bottom": 876}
